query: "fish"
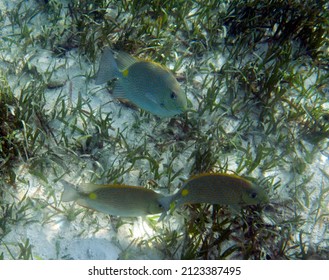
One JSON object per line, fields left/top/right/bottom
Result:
{"left": 95, "top": 47, "right": 187, "bottom": 118}
{"left": 159, "top": 173, "right": 269, "bottom": 215}
{"left": 61, "top": 181, "right": 166, "bottom": 217}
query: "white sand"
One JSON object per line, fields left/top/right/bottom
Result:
{"left": 0, "top": 0, "right": 328, "bottom": 260}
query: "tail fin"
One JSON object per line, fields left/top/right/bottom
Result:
{"left": 61, "top": 181, "right": 80, "bottom": 202}
{"left": 157, "top": 195, "right": 175, "bottom": 222}
{"left": 158, "top": 195, "right": 174, "bottom": 212}
{"left": 95, "top": 47, "right": 121, "bottom": 85}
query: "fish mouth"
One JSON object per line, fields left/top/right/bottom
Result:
{"left": 175, "top": 106, "right": 187, "bottom": 115}
{"left": 177, "top": 100, "right": 188, "bottom": 112}
{"left": 158, "top": 104, "right": 185, "bottom": 117}
{"left": 172, "top": 102, "right": 187, "bottom": 113}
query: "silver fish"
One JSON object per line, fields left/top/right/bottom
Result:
{"left": 62, "top": 181, "right": 166, "bottom": 217}
{"left": 95, "top": 48, "right": 187, "bottom": 117}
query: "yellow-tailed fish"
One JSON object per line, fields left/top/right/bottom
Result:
{"left": 61, "top": 181, "right": 165, "bottom": 217}
{"left": 95, "top": 47, "right": 187, "bottom": 117}
{"left": 159, "top": 173, "right": 269, "bottom": 215}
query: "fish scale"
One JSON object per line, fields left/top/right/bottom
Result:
{"left": 62, "top": 181, "right": 166, "bottom": 217}
{"left": 95, "top": 47, "right": 187, "bottom": 117}
{"left": 176, "top": 173, "right": 268, "bottom": 206}
{"left": 158, "top": 173, "right": 269, "bottom": 216}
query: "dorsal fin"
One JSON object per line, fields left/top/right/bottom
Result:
{"left": 78, "top": 183, "right": 121, "bottom": 193}
{"left": 188, "top": 172, "right": 252, "bottom": 185}
{"left": 78, "top": 183, "right": 156, "bottom": 194}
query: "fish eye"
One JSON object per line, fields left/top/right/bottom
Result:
{"left": 250, "top": 192, "right": 258, "bottom": 199}
{"left": 170, "top": 91, "right": 177, "bottom": 100}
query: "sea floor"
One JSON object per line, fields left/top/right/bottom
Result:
{"left": 0, "top": 0, "right": 329, "bottom": 259}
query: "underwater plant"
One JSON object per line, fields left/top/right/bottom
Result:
{"left": 0, "top": 0, "right": 328, "bottom": 260}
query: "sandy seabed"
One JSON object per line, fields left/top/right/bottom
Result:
{"left": 0, "top": 0, "right": 329, "bottom": 260}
